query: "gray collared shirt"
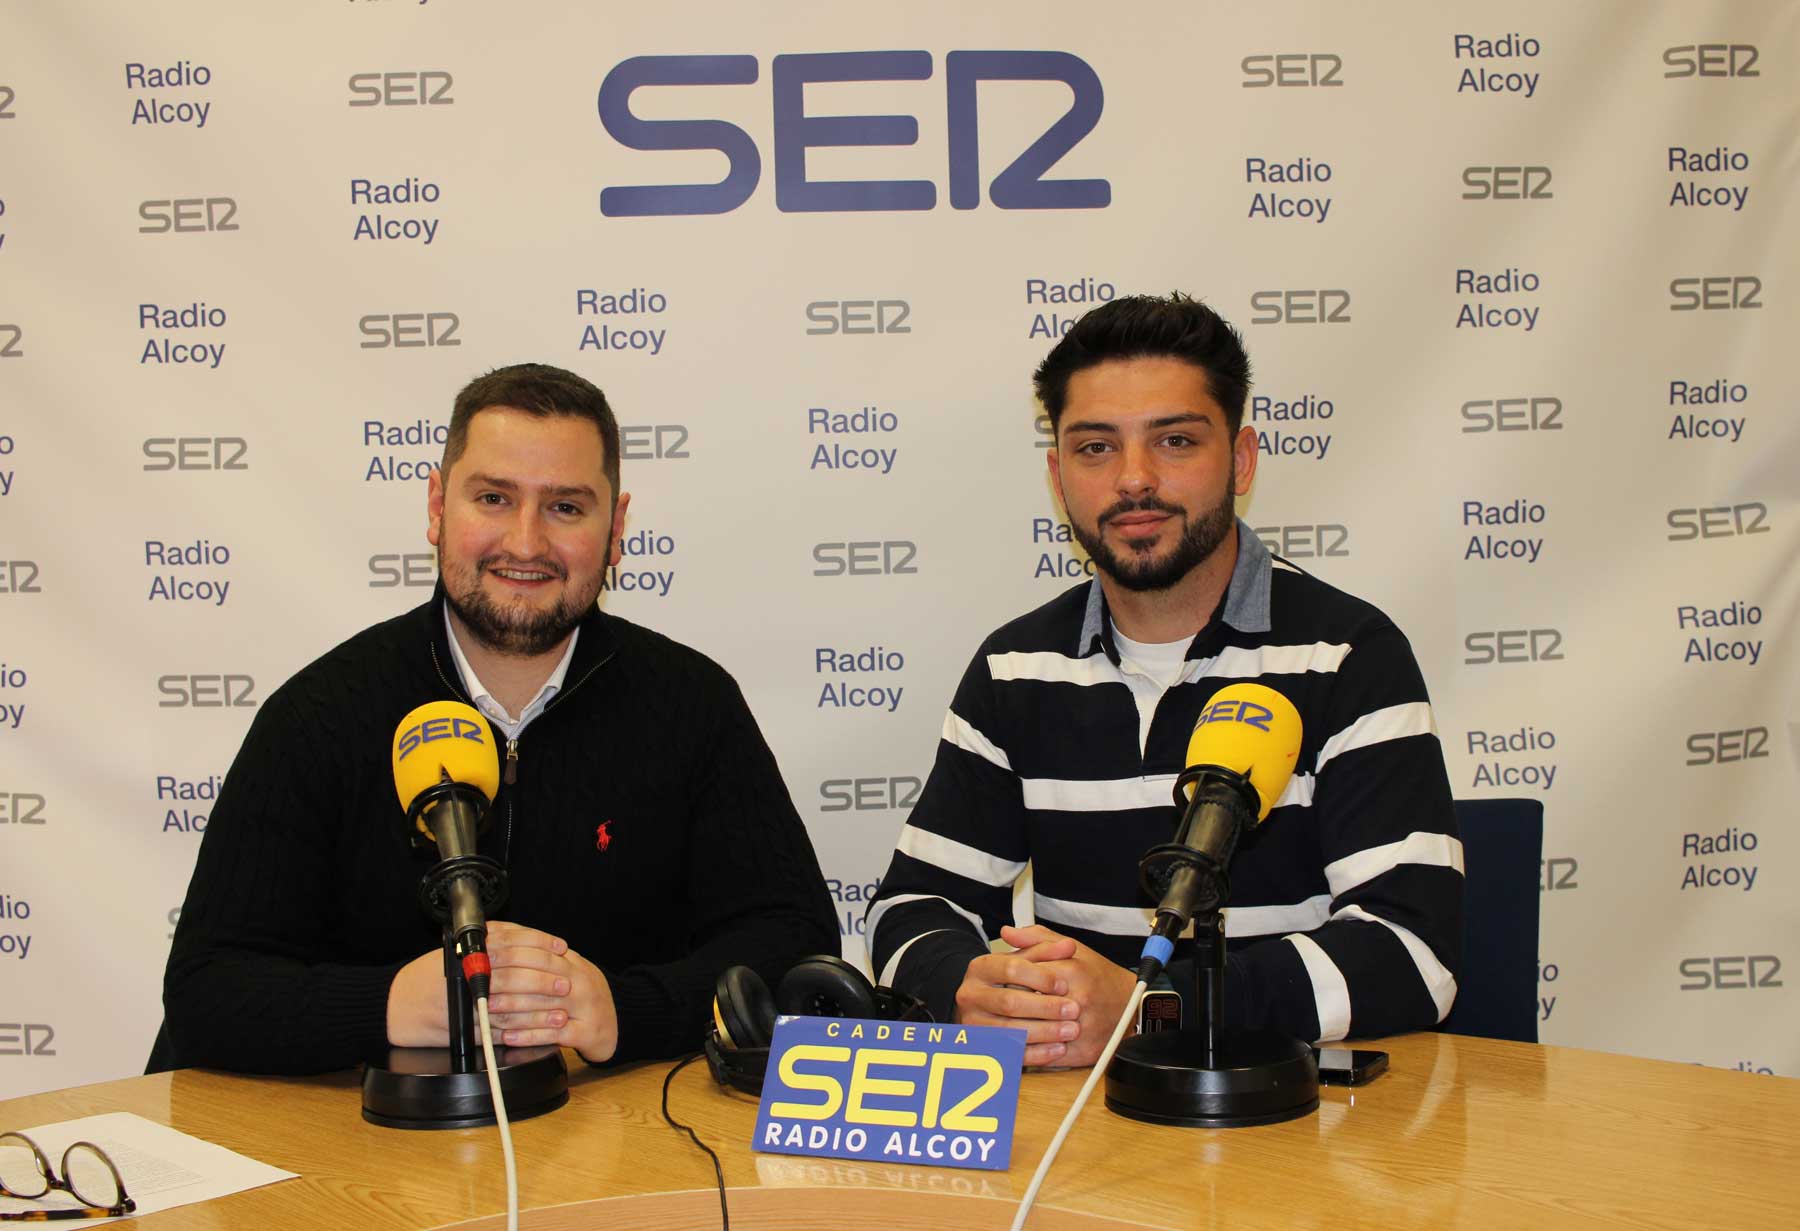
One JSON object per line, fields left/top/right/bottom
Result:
{"left": 1076, "top": 517, "right": 1274, "bottom": 658}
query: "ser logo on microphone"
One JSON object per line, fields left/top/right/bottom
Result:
{"left": 395, "top": 715, "right": 486, "bottom": 762}
{"left": 1196, "top": 697, "right": 1275, "bottom": 731}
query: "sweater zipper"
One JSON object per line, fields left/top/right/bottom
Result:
{"left": 486, "top": 646, "right": 616, "bottom": 867}
{"left": 501, "top": 739, "right": 519, "bottom": 864}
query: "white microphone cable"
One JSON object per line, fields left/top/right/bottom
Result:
{"left": 1008, "top": 979, "right": 1148, "bottom": 1231}
{"left": 474, "top": 996, "right": 520, "bottom": 1231}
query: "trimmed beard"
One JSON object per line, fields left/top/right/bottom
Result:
{"left": 1067, "top": 470, "right": 1236, "bottom": 594}
{"left": 439, "top": 549, "right": 602, "bottom": 657}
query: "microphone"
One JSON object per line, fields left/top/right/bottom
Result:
{"left": 392, "top": 701, "right": 503, "bottom": 982}
{"left": 1138, "top": 684, "right": 1302, "bottom": 970}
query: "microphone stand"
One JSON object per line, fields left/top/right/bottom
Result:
{"left": 1104, "top": 770, "right": 1319, "bottom": 1128}
{"left": 361, "top": 785, "right": 569, "bottom": 1129}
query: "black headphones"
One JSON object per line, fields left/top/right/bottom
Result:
{"left": 704, "top": 955, "right": 931, "bottom": 1095}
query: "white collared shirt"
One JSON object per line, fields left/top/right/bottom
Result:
{"left": 442, "top": 606, "right": 578, "bottom": 741}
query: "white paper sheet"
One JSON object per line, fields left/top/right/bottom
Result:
{"left": 0, "top": 1111, "right": 297, "bottom": 1226}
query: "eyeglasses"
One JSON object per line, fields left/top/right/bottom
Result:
{"left": 0, "top": 1133, "right": 136, "bottom": 1221}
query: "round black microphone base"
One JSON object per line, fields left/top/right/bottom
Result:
{"left": 1104, "top": 1028, "right": 1318, "bottom": 1128}
{"left": 362, "top": 1045, "right": 569, "bottom": 1129}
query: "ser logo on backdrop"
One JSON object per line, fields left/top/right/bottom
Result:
{"left": 821, "top": 777, "right": 921, "bottom": 813}
{"left": 1685, "top": 725, "right": 1769, "bottom": 766}
{"left": 0, "top": 560, "right": 40, "bottom": 594}
{"left": 0, "top": 1022, "right": 55, "bottom": 1056}
{"left": 1668, "top": 276, "right": 1761, "bottom": 311}
{"left": 139, "top": 197, "right": 238, "bottom": 234}
{"left": 143, "top": 437, "right": 248, "bottom": 471}
{"left": 1463, "top": 629, "right": 1563, "bottom": 665}
{"left": 597, "top": 51, "right": 1108, "bottom": 215}
{"left": 1663, "top": 45, "right": 1759, "bottom": 78}
{"left": 1461, "top": 166, "right": 1552, "bottom": 199}
{"left": 0, "top": 793, "right": 47, "bottom": 825}
{"left": 1679, "top": 956, "right": 1781, "bottom": 990}
{"left": 813, "top": 541, "right": 918, "bottom": 577}
{"left": 348, "top": 71, "right": 454, "bottom": 107}
{"left": 621, "top": 424, "right": 689, "bottom": 459}
{"left": 807, "top": 300, "right": 911, "bottom": 336}
{"left": 1665, "top": 502, "right": 1769, "bottom": 541}
{"left": 1461, "top": 396, "right": 1562, "bottom": 433}
{"left": 1249, "top": 290, "right": 1350, "bottom": 325}
{"left": 370, "top": 552, "right": 437, "bottom": 588}
{"left": 1253, "top": 524, "right": 1347, "bottom": 558}
{"left": 1240, "top": 53, "right": 1343, "bottom": 88}
{"left": 157, "top": 674, "right": 256, "bottom": 708}
{"left": 359, "top": 312, "right": 461, "bottom": 348}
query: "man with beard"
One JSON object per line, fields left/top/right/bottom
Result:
{"left": 156, "top": 364, "right": 837, "bottom": 1074}
{"left": 865, "top": 296, "right": 1459, "bottom": 1066}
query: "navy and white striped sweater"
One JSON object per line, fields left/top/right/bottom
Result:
{"left": 867, "top": 523, "right": 1462, "bottom": 1044}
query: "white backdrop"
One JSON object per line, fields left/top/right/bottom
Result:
{"left": 3, "top": 1, "right": 1796, "bottom": 1097}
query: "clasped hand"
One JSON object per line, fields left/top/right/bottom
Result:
{"left": 386, "top": 920, "right": 619, "bottom": 1063}
{"left": 952, "top": 924, "right": 1137, "bottom": 1068}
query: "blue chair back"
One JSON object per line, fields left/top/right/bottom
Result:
{"left": 1439, "top": 798, "right": 1544, "bottom": 1043}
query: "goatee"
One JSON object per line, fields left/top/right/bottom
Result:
{"left": 1067, "top": 478, "right": 1236, "bottom": 593}
{"left": 441, "top": 554, "right": 598, "bottom": 656}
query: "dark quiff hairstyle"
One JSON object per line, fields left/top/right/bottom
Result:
{"left": 1032, "top": 293, "right": 1253, "bottom": 437}
{"left": 442, "top": 363, "right": 622, "bottom": 494}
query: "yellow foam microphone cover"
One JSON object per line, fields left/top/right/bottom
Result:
{"left": 1184, "top": 683, "right": 1304, "bottom": 821}
{"left": 392, "top": 700, "right": 500, "bottom": 819}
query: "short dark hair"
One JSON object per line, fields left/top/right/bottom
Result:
{"left": 443, "top": 363, "right": 621, "bottom": 494}
{"left": 1032, "top": 293, "right": 1253, "bottom": 436}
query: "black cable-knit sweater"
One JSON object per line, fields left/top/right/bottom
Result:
{"left": 158, "top": 591, "right": 838, "bottom": 1074}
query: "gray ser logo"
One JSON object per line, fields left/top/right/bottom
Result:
{"left": 139, "top": 197, "right": 238, "bottom": 233}
{"left": 348, "top": 71, "right": 454, "bottom": 106}
{"left": 143, "top": 437, "right": 249, "bottom": 471}
{"left": 0, "top": 560, "right": 39, "bottom": 593}
{"left": 157, "top": 674, "right": 257, "bottom": 708}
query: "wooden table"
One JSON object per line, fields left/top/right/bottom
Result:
{"left": 3, "top": 1033, "right": 1796, "bottom": 1229}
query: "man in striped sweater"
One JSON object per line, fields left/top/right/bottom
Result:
{"left": 866, "top": 295, "right": 1461, "bottom": 1067}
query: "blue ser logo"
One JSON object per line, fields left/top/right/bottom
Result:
{"left": 1197, "top": 698, "right": 1275, "bottom": 731}
{"left": 396, "top": 716, "right": 486, "bottom": 761}
{"left": 598, "top": 51, "right": 1109, "bottom": 215}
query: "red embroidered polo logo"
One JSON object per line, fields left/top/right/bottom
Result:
{"left": 595, "top": 820, "right": 613, "bottom": 852}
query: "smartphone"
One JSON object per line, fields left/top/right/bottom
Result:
{"left": 1313, "top": 1047, "right": 1388, "bottom": 1086}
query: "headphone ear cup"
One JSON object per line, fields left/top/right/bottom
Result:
{"left": 776, "top": 955, "right": 880, "bottom": 1020}
{"left": 714, "top": 965, "right": 777, "bottom": 1050}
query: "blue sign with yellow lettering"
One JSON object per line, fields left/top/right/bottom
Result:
{"left": 752, "top": 1016, "right": 1026, "bottom": 1171}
